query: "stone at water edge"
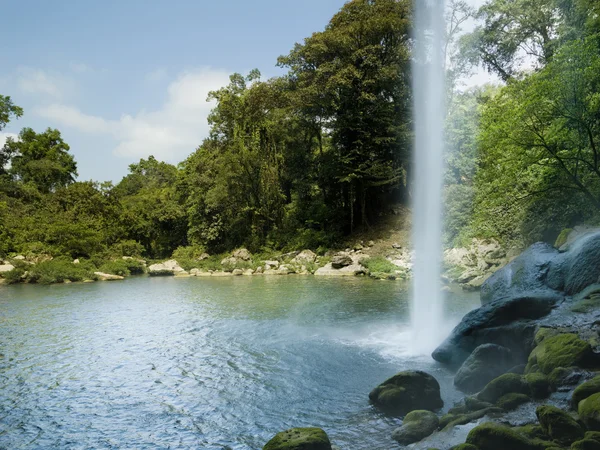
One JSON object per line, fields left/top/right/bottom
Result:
{"left": 432, "top": 294, "right": 562, "bottom": 367}
{"left": 579, "top": 392, "right": 600, "bottom": 431}
{"left": 476, "top": 373, "right": 530, "bottom": 403}
{"left": 369, "top": 370, "right": 443, "bottom": 416}
{"left": 391, "top": 410, "right": 439, "bottom": 445}
{"left": 454, "top": 343, "right": 515, "bottom": 393}
{"left": 94, "top": 272, "right": 125, "bottom": 281}
{"left": 572, "top": 376, "right": 600, "bottom": 409}
{"left": 331, "top": 254, "right": 353, "bottom": 269}
{"left": 536, "top": 405, "right": 584, "bottom": 446}
{"left": 262, "top": 427, "right": 331, "bottom": 450}
{"left": 148, "top": 260, "right": 185, "bottom": 276}
{"left": 466, "top": 422, "right": 541, "bottom": 450}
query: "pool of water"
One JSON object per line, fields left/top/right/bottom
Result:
{"left": 0, "top": 276, "right": 479, "bottom": 449}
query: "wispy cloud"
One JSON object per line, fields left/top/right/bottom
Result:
{"left": 16, "top": 68, "right": 67, "bottom": 99}
{"left": 34, "top": 68, "right": 231, "bottom": 161}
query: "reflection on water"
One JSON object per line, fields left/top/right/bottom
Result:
{"left": 0, "top": 276, "right": 479, "bottom": 449}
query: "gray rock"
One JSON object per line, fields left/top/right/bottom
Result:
{"left": 0, "top": 264, "right": 15, "bottom": 273}
{"left": 148, "top": 260, "right": 185, "bottom": 276}
{"left": 331, "top": 254, "right": 353, "bottom": 269}
{"left": 291, "top": 250, "right": 317, "bottom": 264}
{"left": 432, "top": 294, "right": 563, "bottom": 367}
{"left": 94, "top": 272, "right": 125, "bottom": 281}
{"left": 232, "top": 269, "right": 244, "bottom": 276}
{"left": 392, "top": 410, "right": 439, "bottom": 445}
{"left": 232, "top": 248, "right": 252, "bottom": 261}
{"left": 369, "top": 370, "right": 443, "bottom": 416}
{"left": 454, "top": 344, "right": 515, "bottom": 393}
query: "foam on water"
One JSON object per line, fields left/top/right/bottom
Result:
{"left": 411, "top": 0, "right": 447, "bottom": 354}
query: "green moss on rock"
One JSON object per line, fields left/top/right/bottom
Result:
{"left": 536, "top": 405, "right": 584, "bottom": 446}
{"left": 497, "top": 393, "right": 531, "bottom": 411}
{"left": 527, "top": 334, "right": 593, "bottom": 374}
{"left": 466, "top": 422, "right": 540, "bottom": 450}
{"left": 573, "top": 377, "right": 600, "bottom": 409}
{"left": 555, "top": 228, "right": 573, "bottom": 248}
{"left": 571, "top": 438, "right": 600, "bottom": 450}
{"left": 449, "top": 445, "right": 479, "bottom": 450}
{"left": 579, "top": 392, "right": 600, "bottom": 431}
{"left": 586, "top": 431, "right": 600, "bottom": 442}
{"left": 571, "top": 296, "right": 600, "bottom": 314}
{"left": 391, "top": 410, "right": 439, "bottom": 445}
{"left": 535, "top": 328, "right": 562, "bottom": 345}
{"left": 477, "top": 373, "right": 529, "bottom": 403}
{"left": 441, "top": 408, "right": 503, "bottom": 431}
{"left": 525, "top": 373, "right": 552, "bottom": 399}
{"left": 263, "top": 428, "right": 331, "bottom": 450}
{"left": 369, "top": 370, "right": 443, "bottom": 416}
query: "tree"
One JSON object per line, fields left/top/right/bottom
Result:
{"left": 0, "top": 95, "right": 23, "bottom": 131}
{"left": 2, "top": 128, "right": 77, "bottom": 193}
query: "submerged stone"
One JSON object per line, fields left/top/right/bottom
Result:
{"left": 369, "top": 370, "right": 443, "bottom": 416}
{"left": 262, "top": 427, "right": 331, "bottom": 450}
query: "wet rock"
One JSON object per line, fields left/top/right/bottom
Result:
{"left": 536, "top": 405, "right": 584, "bottom": 446}
{"left": 331, "top": 254, "right": 353, "bottom": 269}
{"left": 571, "top": 438, "right": 600, "bottom": 449}
{"left": 524, "top": 372, "right": 551, "bottom": 399}
{"left": 496, "top": 393, "right": 531, "bottom": 411}
{"left": 579, "top": 393, "right": 600, "bottom": 431}
{"left": 369, "top": 370, "right": 443, "bottom": 416}
{"left": 454, "top": 344, "right": 515, "bottom": 393}
{"left": 432, "top": 294, "right": 561, "bottom": 367}
{"left": 466, "top": 422, "right": 540, "bottom": 450}
{"left": 573, "top": 376, "right": 600, "bottom": 409}
{"left": 391, "top": 410, "right": 439, "bottom": 445}
{"left": 262, "top": 427, "right": 331, "bottom": 450}
{"left": 550, "top": 367, "right": 593, "bottom": 391}
{"left": 527, "top": 333, "right": 593, "bottom": 374}
{"left": 477, "top": 373, "right": 530, "bottom": 403}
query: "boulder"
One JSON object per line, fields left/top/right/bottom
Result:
{"left": 314, "top": 263, "right": 365, "bottom": 277}
{"left": 466, "top": 422, "right": 540, "bottom": 450}
{"left": 496, "top": 393, "right": 530, "bottom": 411}
{"left": 232, "top": 269, "right": 244, "bottom": 276}
{"left": 527, "top": 333, "right": 593, "bottom": 374}
{"left": 550, "top": 367, "right": 593, "bottom": 391}
{"left": 291, "top": 250, "right": 317, "bottom": 264}
{"left": 573, "top": 377, "right": 600, "bottom": 409}
{"left": 263, "top": 428, "right": 331, "bottom": 450}
{"left": 369, "top": 370, "right": 443, "bottom": 416}
{"left": 561, "top": 233, "right": 600, "bottom": 295}
{"left": 94, "top": 272, "right": 125, "bottom": 281}
{"left": 477, "top": 373, "right": 530, "bottom": 403}
{"left": 391, "top": 410, "right": 439, "bottom": 445}
{"left": 536, "top": 405, "right": 584, "bottom": 446}
{"left": 571, "top": 438, "right": 600, "bottom": 449}
{"left": 232, "top": 248, "right": 252, "bottom": 261}
{"left": 148, "top": 260, "right": 185, "bottom": 276}
{"left": 432, "top": 294, "right": 562, "bottom": 367}
{"left": 331, "top": 254, "right": 353, "bottom": 269}
{"left": 480, "top": 242, "right": 560, "bottom": 305}
{"left": 524, "top": 372, "right": 551, "bottom": 399}
{"left": 0, "top": 264, "right": 15, "bottom": 273}
{"left": 265, "top": 260, "right": 280, "bottom": 269}
{"left": 454, "top": 344, "right": 515, "bottom": 393}
{"left": 579, "top": 393, "right": 600, "bottom": 431}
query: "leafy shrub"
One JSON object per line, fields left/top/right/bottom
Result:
{"left": 361, "top": 256, "right": 397, "bottom": 274}
{"left": 195, "top": 254, "right": 226, "bottom": 271}
{"left": 3, "top": 268, "right": 26, "bottom": 284}
{"left": 99, "top": 258, "right": 145, "bottom": 276}
{"left": 108, "top": 240, "right": 145, "bottom": 257}
{"left": 27, "top": 260, "right": 95, "bottom": 284}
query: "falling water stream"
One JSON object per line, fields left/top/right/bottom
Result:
{"left": 411, "top": 0, "right": 447, "bottom": 354}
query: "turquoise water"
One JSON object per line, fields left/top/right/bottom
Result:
{"left": 0, "top": 276, "right": 479, "bottom": 449}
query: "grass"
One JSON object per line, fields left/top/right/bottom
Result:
{"left": 360, "top": 256, "right": 398, "bottom": 274}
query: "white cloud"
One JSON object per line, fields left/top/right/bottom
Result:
{"left": 16, "top": 68, "right": 66, "bottom": 99}
{"left": 0, "top": 132, "right": 18, "bottom": 149}
{"left": 34, "top": 68, "right": 231, "bottom": 161}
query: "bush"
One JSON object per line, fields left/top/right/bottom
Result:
{"left": 3, "top": 268, "right": 26, "bottom": 284}
{"left": 99, "top": 258, "right": 145, "bottom": 276}
{"left": 27, "top": 260, "right": 95, "bottom": 284}
{"left": 108, "top": 240, "right": 145, "bottom": 257}
{"left": 361, "top": 256, "right": 398, "bottom": 274}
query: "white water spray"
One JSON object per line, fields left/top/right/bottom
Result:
{"left": 411, "top": 0, "right": 446, "bottom": 354}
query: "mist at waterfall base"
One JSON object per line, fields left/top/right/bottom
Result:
{"left": 411, "top": 0, "right": 447, "bottom": 355}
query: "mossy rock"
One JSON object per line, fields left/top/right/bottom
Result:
{"left": 571, "top": 296, "right": 600, "bottom": 314}
{"left": 449, "top": 445, "right": 479, "bottom": 450}
{"left": 442, "top": 408, "right": 503, "bottom": 431}
{"left": 514, "top": 424, "right": 550, "bottom": 441}
{"left": 497, "top": 393, "right": 531, "bottom": 411}
{"left": 586, "top": 431, "right": 600, "bottom": 442}
{"left": 536, "top": 405, "right": 584, "bottom": 446}
{"left": 527, "top": 334, "right": 593, "bottom": 374}
{"left": 369, "top": 370, "right": 443, "bottom": 416}
{"left": 477, "top": 373, "right": 529, "bottom": 403}
{"left": 535, "top": 328, "right": 563, "bottom": 346}
{"left": 466, "top": 422, "right": 540, "bottom": 450}
{"left": 391, "top": 410, "right": 439, "bottom": 445}
{"left": 571, "top": 439, "right": 600, "bottom": 449}
{"left": 263, "top": 428, "right": 331, "bottom": 450}
{"left": 579, "top": 392, "right": 600, "bottom": 431}
{"left": 555, "top": 228, "right": 573, "bottom": 248}
{"left": 573, "top": 377, "right": 600, "bottom": 409}
{"left": 525, "top": 373, "right": 552, "bottom": 399}
{"left": 465, "top": 396, "right": 494, "bottom": 412}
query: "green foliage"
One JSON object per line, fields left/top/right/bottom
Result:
{"left": 361, "top": 256, "right": 398, "bottom": 274}
{"left": 3, "top": 268, "right": 26, "bottom": 284}
{"left": 26, "top": 259, "right": 96, "bottom": 284}
{"left": 99, "top": 259, "right": 145, "bottom": 277}
{"left": 0, "top": 95, "right": 23, "bottom": 131}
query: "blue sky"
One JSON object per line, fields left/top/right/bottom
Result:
{"left": 0, "top": 0, "right": 347, "bottom": 182}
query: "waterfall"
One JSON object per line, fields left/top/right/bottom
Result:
{"left": 411, "top": 0, "right": 446, "bottom": 354}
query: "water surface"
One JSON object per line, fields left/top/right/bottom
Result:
{"left": 0, "top": 276, "right": 478, "bottom": 449}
